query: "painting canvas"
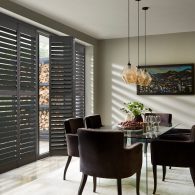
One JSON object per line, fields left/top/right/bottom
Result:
{"left": 137, "top": 64, "right": 194, "bottom": 95}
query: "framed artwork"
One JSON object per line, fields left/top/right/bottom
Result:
{"left": 137, "top": 64, "right": 194, "bottom": 95}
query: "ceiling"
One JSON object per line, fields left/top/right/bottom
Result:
{"left": 10, "top": 0, "right": 195, "bottom": 39}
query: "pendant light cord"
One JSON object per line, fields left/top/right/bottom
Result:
{"left": 144, "top": 7, "right": 146, "bottom": 71}
{"left": 128, "top": 0, "right": 130, "bottom": 65}
{"left": 142, "top": 7, "right": 149, "bottom": 71}
{"left": 137, "top": 0, "right": 140, "bottom": 68}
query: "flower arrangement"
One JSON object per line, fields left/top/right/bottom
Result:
{"left": 120, "top": 101, "right": 152, "bottom": 120}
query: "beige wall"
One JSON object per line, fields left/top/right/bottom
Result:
{"left": 97, "top": 32, "right": 195, "bottom": 128}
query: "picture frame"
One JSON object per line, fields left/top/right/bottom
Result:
{"left": 137, "top": 64, "right": 194, "bottom": 95}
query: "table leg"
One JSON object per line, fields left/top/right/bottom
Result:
{"left": 145, "top": 139, "right": 148, "bottom": 195}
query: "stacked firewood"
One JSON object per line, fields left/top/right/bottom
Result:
{"left": 39, "top": 111, "right": 49, "bottom": 130}
{"left": 39, "top": 64, "right": 49, "bottom": 83}
{"left": 39, "top": 86, "right": 49, "bottom": 105}
{"left": 39, "top": 63, "right": 49, "bottom": 130}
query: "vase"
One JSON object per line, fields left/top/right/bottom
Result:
{"left": 133, "top": 115, "right": 143, "bottom": 122}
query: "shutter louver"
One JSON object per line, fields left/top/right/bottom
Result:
{"left": 75, "top": 43, "right": 85, "bottom": 117}
{"left": 50, "top": 36, "right": 74, "bottom": 155}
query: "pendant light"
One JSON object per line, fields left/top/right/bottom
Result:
{"left": 136, "top": 0, "right": 144, "bottom": 86}
{"left": 141, "top": 6, "right": 152, "bottom": 86}
{"left": 122, "top": 0, "right": 138, "bottom": 84}
{"left": 122, "top": 0, "right": 152, "bottom": 86}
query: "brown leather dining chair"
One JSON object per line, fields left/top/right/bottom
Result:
{"left": 150, "top": 125, "right": 195, "bottom": 194}
{"left": 63, "top": 117, "right": 84, "bottom": 180}
{"left": 64, "top": 118, "right": 97, "bottom": 192}
{"left": 77, "top": 128, "right": 143, "bottom": 195}
{"left": 144, "top": 112, "right": 191, "bottom": 172}
{"left": 84, "top": 114, "right": 103, "bottom": 128}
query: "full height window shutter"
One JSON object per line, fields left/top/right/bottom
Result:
{"left": 75, "top": 43, "right": 85, "bottom": 117}
{"left": 50, "top": 36, "right": 74, "bottom": 155}
{"left": 0, "top": 15, "right": 18, "bottom": 172}
{"left": 0, "top": 13, "right": 86, "bottom": 170}
{"left": 0, "top": 14, "right": 37, "bottom": 173}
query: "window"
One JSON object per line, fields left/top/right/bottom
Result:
{"left": 0, "top": 13, "right": 86, "bottom": 172}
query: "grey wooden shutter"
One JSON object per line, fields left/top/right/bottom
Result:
{"left": 75, "top": 43, "right": 85, "bottom": 117}
{"left": 0, "top": 13, "right": 37, "bottom": 173}
{"left": 0, "top": 16, "right": 18, "bottom": 172}
{"left": 50, "top": 36, "right": 74, "bottom": 155}
{"left": 18, "top": 24, "right": 37, "bottom": 166}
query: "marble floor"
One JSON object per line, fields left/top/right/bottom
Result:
{"left": 0, "top": 155, "right": 194, "bottom": 195}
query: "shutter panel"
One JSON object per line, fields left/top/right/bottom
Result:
{"left": 50, "top": 36, "right": 74, "bottom": 155}
{"left": 75, "top": 43, "right": 85, "bottom": 117}
{"left": 0, "top": 15, "right": 18, "bottom": 173}
{"left": 0, "top": 14, "right": 37, "bottom": 173}
{"left": 18, "top": 24, "right": 37, "bottom": 165}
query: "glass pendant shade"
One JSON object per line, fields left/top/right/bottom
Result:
{"left": 137, "top": 68, "right": 146, "bottom": 85}
{"left": 140, "top": 6, "right": 152, "bottom": 87}
{"left": 137, "top": 68, "right": 152, "bottom": 86}
{"left": 122, "top": 63, "right": 138, "bottom": 84}
{"left": 141, "top": 70, "right": 152, "bottom": 86}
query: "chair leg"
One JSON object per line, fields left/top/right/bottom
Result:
{"left": 117, "top": 178, "right": 122, "bottom": 195}
{"left": 136, "top": 169, "right": 141, "bottom": 195}
{"left": 144, "top": 142, "right": 148, "bottom": 154}
{"left": 162, "top": 166, "right": 166, "bottom": 181}
{"left": 63, "top": 156, "right": 72, "bottom": 180}
{"left": 124, "top": 137, "right": 127, "bottom": 146}
{"left": 93, "top": 176, "right": 97, "bottom": 192}
{"left": 190, "top": 167, "right": 195, "bottom": 186}
{"left": 153, "top": 165, "right": 157, "bottom": 194}
{"left": 78, "top": 174, "right": 88, "bottom": 195}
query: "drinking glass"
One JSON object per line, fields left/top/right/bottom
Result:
{"left": 149, "top": 115, "right": 156, "bottom": 132}
{"left": 155, "top": 115, "right": 161, "bottom": 131}
{"left": 144, "top": 116, "right": 151, "bottom": 132}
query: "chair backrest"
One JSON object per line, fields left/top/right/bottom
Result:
{"left": 64, "top": 117, "right": 84, "bottom": 134}
{"left": 190, "top": 125, "right": 195, "bottom": 142}
{"left": 84, "top": 114, "right": 102, "bottom": 128}
{"left": 145, "top": 113, "right": 172, "bottom": 126}
{"left": 78, "top": 128, "right": 124, "bottom": 178}
{"left": 69, "top": 118, "right": 84, "bottom": 133}
{"left": 64, "top": 118, "right": 72, "bottom": 134}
